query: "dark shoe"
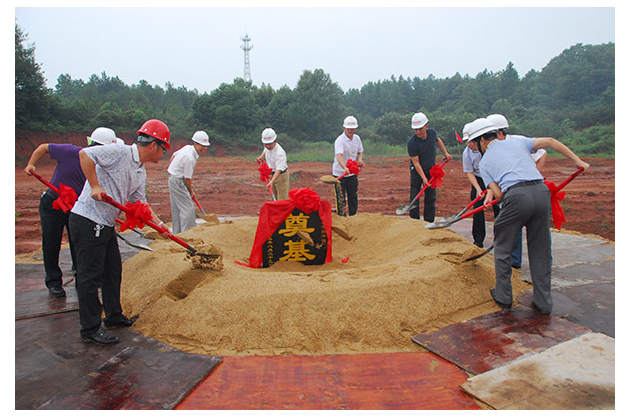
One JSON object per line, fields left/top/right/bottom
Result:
{"left": 531, "top": 302, "right": 552, "bottom": 316}
{"left": 48, "top": 286, "right": 66, "bottom": 298}
{"left": 512, "top": 263, "right": 521, "bottom": 269}
{"left": 104, "top": 315, "right": 136, "bottom": 329}
{"left": 82, "top": 328, "right": 119, "bottom": 345}
{"left": 474, "top": 242, "right": 484, "bottom": 248}
{"left": 490, "top": 289, "right": 512, "bottom": 309}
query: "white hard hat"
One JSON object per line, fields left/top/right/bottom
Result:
{"left": 87, "top": 127, "right": 117, "bottom": 145}
{"left": 343, "top": 116, "right": 358, "bottom": 129}
{"left": 487, "top": 114, "right": 509, "bottom": 130}
{"left": 192, "top": 130, "right": 210, "bottom": 146}
{"left": 411, "top": 112, "right": 429, "bottom": 129}
{"left": 462, "top": 122, "right": 472, "bottom": 142}
{"left": 467, "top": 118, "right": 498, "bottom": 141}
{"left": 261, "top": 128, "right": 277, "bottom": 144}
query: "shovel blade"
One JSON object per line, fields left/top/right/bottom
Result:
{"left": 424, "top": 217, "right": 458, "bottom": 229}
{"left": 395, "top": 204, "right": 413, "bottom": 215}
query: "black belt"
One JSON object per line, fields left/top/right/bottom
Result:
{"left": 507, "top": 179, "right": 543, "bottom": 191}
{"left": 272, "top": 169, "right": 287, "bottom": 174}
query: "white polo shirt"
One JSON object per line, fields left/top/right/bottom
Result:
{"left": 332, "top": 132, "right": 363, "bottom": 177}
{"left": 168, "top": 145, "right": 199, "bottom": 179}
{"left": 263, "top": 143, "right": 288, "bottom": 172}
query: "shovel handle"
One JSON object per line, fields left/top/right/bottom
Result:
{"left": 413, "top": 157, "right": 451, "bottom": 199}
{"left": 101, "top": 194, "right": 199, "bottom": 254}
{"left": 29, "top": 171, "right": 61, "bottom": 195}
{"left": 461, "top": 199, "right": 499, "bottom": 220}
{"left": 553, "top": 167, "right": 584, "bottom": 193}
{"left": 192, "top": 195, "right": 206, "bottom": 214}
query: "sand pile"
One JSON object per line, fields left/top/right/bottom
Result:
{"left": 121, "top": 213, "right": 528, "bottom": 356}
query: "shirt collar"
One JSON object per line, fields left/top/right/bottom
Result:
{"left": 131, "top": 144, "right": 143, "bottom": 168}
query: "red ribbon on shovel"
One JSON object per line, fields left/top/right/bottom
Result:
{"left": 337, "top": 159, "right": 361, "bottom": 180}
{"left": 544, "top": 167, "right": 585, "bottom": 229}
{"left": 28, "top": 170, "right": 77, "bottom": 213}
{"left": 258, "top": 162, "right": 276, "bottom": 199}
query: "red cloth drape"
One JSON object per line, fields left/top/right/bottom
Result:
{"left": 119, "top": 200, "right": 152, "bottom": 232}
{"left": 545, "top": 180, "right": 567, "bottom": 229}
{"left": 51, "top": 184, "right": 77, "bottom": 213}
{"left": 248, "top": 188, "right": 332, "bottom": 268}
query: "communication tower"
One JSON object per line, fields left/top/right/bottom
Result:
{"left": 240, "top": 34, "right": 253, "bottom": 82}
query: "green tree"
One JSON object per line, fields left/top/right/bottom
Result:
{"left": 15, "top": 23, "right": 49, "bottom": 128}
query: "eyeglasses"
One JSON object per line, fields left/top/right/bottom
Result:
{"left": 157, "top": 142, "right": 167, "bottom": 154}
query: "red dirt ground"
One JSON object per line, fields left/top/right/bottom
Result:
{"left": 14, "top": 131, "right": 615, "bottom": 255}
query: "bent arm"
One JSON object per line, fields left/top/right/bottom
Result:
{"left": 25, "top": 143, "right": 50, "bottom": 175}
{"left": 532, "top": 137, "right": 589, "bottom": 172}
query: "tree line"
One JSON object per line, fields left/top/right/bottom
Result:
{"left": 16, "top": 23, "right": 615, "bottom": 157}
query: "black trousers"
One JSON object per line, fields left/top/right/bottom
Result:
{"left": 471, "top": 176, "right": 500, "bottom": 246}
{"left": 39, "top": 191, "right": 77, "bottom": 288}
{"left": 69, "top": 213, "right": 123, "bottom": 337}
{"left": 409, "top": 167, "right": 436, "bottom": 222}
{"left": 336, "top": 175, "right": 359, "bottom": 216}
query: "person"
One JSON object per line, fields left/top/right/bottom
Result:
{"left": 167, "top": 130, "right": 210, "bottom": 234}
{"left": 407, "top": 112, "right": 452, "bottom": 221}
{"left": 461, "top": 122, "right": 500, "bottom": 248}
{"left": 332, "top": 116, "right": 364, "bottom": 216}
{"left": 256, "top": 128, "right": 289, "bottom": 200}
{"left": 470, "top": 118, "right": 589, "bottom": 315}
{"left": 69, "top": 119, "right": 171, "bottom": 345}
{"left": 487, "top": 114, "right": 547, "bottom": 268}
{"left": 24, "top": 127, "right": 118, "bottom": 298}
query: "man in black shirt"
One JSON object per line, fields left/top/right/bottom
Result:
{"left": 407, "top": 112, "right": 452, "bottom": 221}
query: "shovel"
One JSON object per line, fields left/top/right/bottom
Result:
{"left": 116, "top": 218, "right": 145, "bottom": 237}
{"left": 425, "top": 199, "right": 499, "bottom": 229}
{"left": 192, "top": 195, "right": 206, "bottom": 215}
{"left": 437, "top": 190, "right": 488, "bottom": 223}
{"left": 28, "top": 170, "right": 77, "bottom": 212}
{"left": 115, "top": 231, "right": 154, "bottom": 252}
{"left": 396, "top": 157, "right": 450, "bottom": 215}
{"left": 101, "top": 194, "right": 219, "bottom": 260}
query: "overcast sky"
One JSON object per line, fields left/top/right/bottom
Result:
{"left": 14, "top": 4, "right": 616, "bottom": 94}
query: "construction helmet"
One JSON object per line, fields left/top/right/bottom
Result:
{"left": 487, "top": 114, "right": 509, "bottom": 130}
{"left": 261, "top": 128, "right": 277, "bottom": 144}
{"left": 411, "top": 112, "right": 429, "bottom": 129}
{"left": 462, "top": 122, "right": 472, "bottom": 142}
{"left": 137, "top": 119, "right": 171, "bottom": 149}
{"left": 343, "top": 116, "right": 358, "bottom": 129}
{"left": 467, "top": 118, "right": 498, "bottom": 141}
{"left": 116, "top": 138, "right": 125, "bottom": 145}
{"left": 87, "top": 127, "right": 117, "bottom": 146}
{"left": 192, "top": 130, "right": 210, "bottom": 146}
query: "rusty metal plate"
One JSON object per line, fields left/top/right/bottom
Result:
{"left": 411, "top": 306, "right": 590, "bottom": 375}
{"left": 177, "top": 352, "right": 481, "bottom": 410}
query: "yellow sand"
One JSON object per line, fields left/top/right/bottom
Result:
{"left": 120, "top": 213, "right": 529, "bottom": 357}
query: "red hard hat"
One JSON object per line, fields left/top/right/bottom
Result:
{"left": 137, "top": 119, "right": 170, "bottom": 149}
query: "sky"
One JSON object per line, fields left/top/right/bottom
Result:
{"left": 13, "top": 3, "right": 617, "bottom": 94}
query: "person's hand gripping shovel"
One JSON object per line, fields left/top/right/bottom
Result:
{"left": 396, "top": 157, "right": 450, "bottom": 215}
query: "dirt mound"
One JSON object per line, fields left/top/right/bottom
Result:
{"left": 121, "top": 213, "right": 529, "bottom": 356}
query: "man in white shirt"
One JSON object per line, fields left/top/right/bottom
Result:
{"left": 332, "top": 116, "right": 364, "bottom": 216}
{"left": 167, "top": 130, "right": 210, "bottom": 234}
{"left": 257, "top": 128, "right": 289, "bottom": 200}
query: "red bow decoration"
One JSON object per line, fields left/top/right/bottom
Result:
{"left": 289, "top": 187, "right": 321, "bottom": 214}
{"left": 346, "top": 159, "right": 360, "bottom": 176}
{"left": 545, "top": 180, "right": 567, "bottom": 229}
{"left": 119, "top": 200, "right": 152, "bottom": 232}
{"left": 258, "top": 162, "right": 272, "bottom": 182}
{"left": 429, "top": 164, "right": 446, "bottom": 189}
{"left": 51, "top": 183, "right": 77, "bottom": 213}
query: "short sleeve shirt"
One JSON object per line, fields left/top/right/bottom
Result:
{"left": 71, "top": 143, "right": 147, "bottom": 226}
{"left": 168, "top": 145, "right": 199, "bottom": 179}
{"left": 480, "top": 136, "right": 543, "bottom": 193}
{"left": 407, "top": 129, "right": 438, "bottom": 170}
{"left": 48, "top": 143, "right": 85, "bottom": 196}
{"left": 332, "top": 132, "right": 364, "bottom": 177}
{"left": 264, "top": 143, "right": 288, "bottom": 172}
{"left": 462, "top": 146, "right": 483, "bottom": 177}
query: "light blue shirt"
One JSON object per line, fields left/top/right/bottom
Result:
{"left": 462, "top": 146, "right": 483, "bottom": 177}
{"left": 480, "top": 136, "right": 543, "bottom": 193}
{"left": 71, "top": 143, "right": 147, "bottom": 226}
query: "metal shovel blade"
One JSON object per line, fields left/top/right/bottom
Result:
{"left": 424, "top": 216, "right": 459, "bottom": 229}
{"left": 395, "top": 204, "right": 414, "bottom": 215}
{"left": 115, "top": 232, "right": 154, "bottom": 252}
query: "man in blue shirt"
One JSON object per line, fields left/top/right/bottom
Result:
{"left": 407, "top": 112, "right": 452, "bottom": 221}
{"left": 469, "top": 118, "right": 589, "bottom": 315}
